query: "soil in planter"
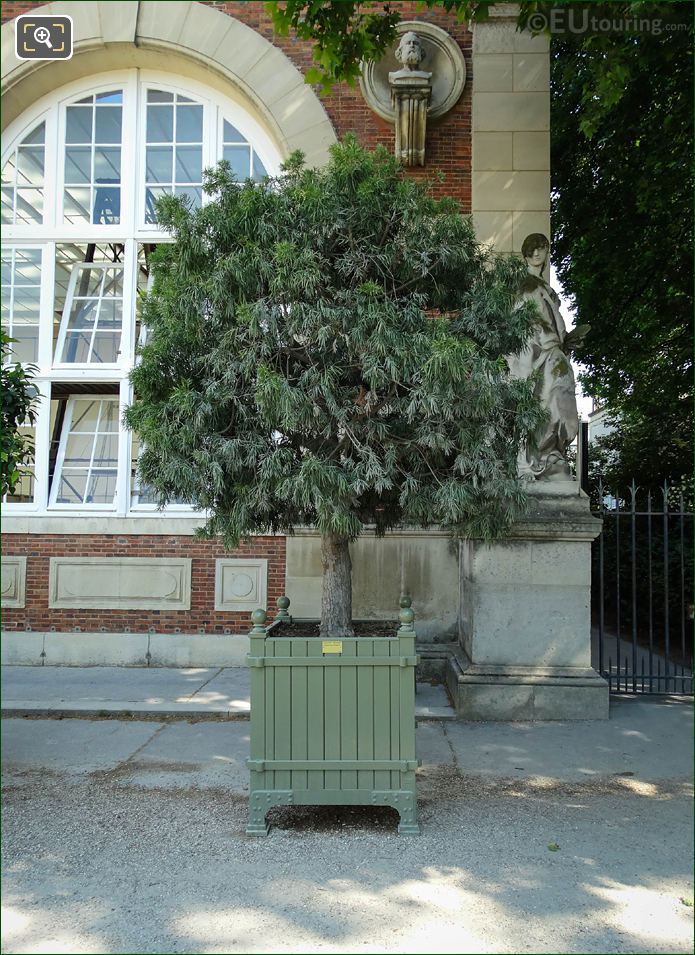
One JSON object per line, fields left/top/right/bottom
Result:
{"left": 273, "top": 621, "right": 399, "bottom": 638}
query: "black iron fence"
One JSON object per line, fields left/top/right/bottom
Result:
{"left": 591, "top": 481, "right": 693, "bottom": 694}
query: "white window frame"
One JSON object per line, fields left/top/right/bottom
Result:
{"left": 1, "top": 244, "right": 43, "bottom": 366}
{"left": 48, "top": 393, "right": 120, "bottom": 510}
{"left": 53, "top": 260, "right": 125, "bottom": 367}
{"left": 1, "top": 69, "right": 281, "bottom": 517}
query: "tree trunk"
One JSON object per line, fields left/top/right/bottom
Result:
{"left": 320, "top": 533, "right": 354, "bottom": 638}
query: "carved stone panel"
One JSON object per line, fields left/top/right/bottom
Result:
{"left": 1, "top": 556, "right": 27, "bottom": 609}
{"left": 215, "top": 559, "right": 268, "bottom": 612}
{"left": 48, "top": 557, "right": 192, "bottom": 610}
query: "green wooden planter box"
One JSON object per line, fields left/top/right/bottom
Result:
{"left": 246, "top": 598, "right": 420, "bottom": 836}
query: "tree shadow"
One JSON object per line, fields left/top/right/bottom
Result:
{"left": 2, "top": 777, "right": 692, "bottom": 954}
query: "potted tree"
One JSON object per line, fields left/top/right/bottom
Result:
{"left": 126, "top": 139, "right": 542, "bottom": 833}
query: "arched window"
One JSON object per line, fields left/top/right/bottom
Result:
{"left": 1, "top": 71, "right": 281, "bottom": 513}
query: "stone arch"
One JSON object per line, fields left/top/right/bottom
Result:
{"left": 1, "top": 1, "right": 337, "bottom": 166}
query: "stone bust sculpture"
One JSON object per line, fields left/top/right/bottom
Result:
{"left": 394, "top": 31, "right": 426, "bottom": 71}
{"left": 507, "top": 233, "right": 583, "bottom": 481}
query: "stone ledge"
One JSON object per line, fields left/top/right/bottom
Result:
{"left": 447, "top": 651, "right": 609, "bottom": 720}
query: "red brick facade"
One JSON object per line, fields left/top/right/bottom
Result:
{"left": 2, "top": 1, "right": 471, "bottom": 637}
{"left": 1, "top": 535, "right": 286, "bottom": 634}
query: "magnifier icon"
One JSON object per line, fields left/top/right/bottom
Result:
{"left": 34, "top": 25, "right": 53, "bottom": 49}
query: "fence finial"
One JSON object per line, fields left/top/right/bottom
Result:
{"left": 275, "top": 595, "right": 291, "bottom": 623}
{"left": 398, "top": 594, "right": 415, "bottom": 632}
{"left": 250, "top": 608, "right": 267, "bottom": 634}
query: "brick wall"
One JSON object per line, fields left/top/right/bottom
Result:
{"left": 1, "top": 2, "right": 37, "bottom": 19}
{"left": 2, "top": 0, "right": 472, "bottom": 207}
{"left": 1, "top": 535, "right": 286, "bottom": 634}
{"left": 204, "top": 1, "right": 472, "bottom": 206}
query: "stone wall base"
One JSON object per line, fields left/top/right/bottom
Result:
{"left": 0, "top": 631, "right": 250, "bottom": 668}
{"left": 447, "top": 651, "right": 609, "bottom": 721}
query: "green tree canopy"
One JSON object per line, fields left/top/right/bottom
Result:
{"left": 551, "top": 2, "right": 693, "bottom": 492}
{"left": 126, "top": 139, "right": 543, "bottom": 635}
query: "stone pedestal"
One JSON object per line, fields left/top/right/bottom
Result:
{"left": 389, "top": 71, "right": 432, "bottom": 166}
{"left": 448, "top": 482, "right": 609, "bottom": 720}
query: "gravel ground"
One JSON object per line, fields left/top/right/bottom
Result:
{"left": 2, "top": 765, "right": 693, "bottom": 955}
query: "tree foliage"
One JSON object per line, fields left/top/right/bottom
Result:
{"left": 265, "top": 0, "right": 681, "bottom": 104}
{"left": 1, "top": 331, "right": 38, "bottom": 497}
{"left": 126, "top": 139, "right": 543, "bottom": 555}
{"left": 551, "top": 2, "right": 693, "bottom": 492}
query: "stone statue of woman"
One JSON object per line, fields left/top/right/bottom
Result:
{"left": 508, "top": 234, "right": 587, "bottom": 481}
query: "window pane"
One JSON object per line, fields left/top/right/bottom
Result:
{"left": 175, "top": 146, "right": 202, "bottom": 184}
{"left": 147, "top": 105, "right": 173, "bottom": 143}
{"left": 2, "top": 247, "right": 41, "bottom": 364}
{"left": 16, "top": 190, "right": 44, "bottom": 224}
{"left": 63, "top": 187, "right": 91, "bottom": 225}
{"left": 99, "top": 400, "right": 119, "bottom": 432}
{"left": 11, "top": 329, "right": 39, "bottom": 363}
{"left": 94, "top": 147, "right": 121, "bottom": 182}
{"left": 98, "top": 298, "right": 123, "bottom": 328}
{"left": 2, "top": 154, "right": 17, "bottom": 185}
{"left": 63, "top": 433, "right": 93, "bottom": 466}
{"left": 96, "top": 90, "right": 122, "bottom": 104}
{"left": 56, "top": 470, "right": 88, "bottom": 503}
{"left": 12, "top": 286, "right": 41, "bottom": 323}
{"left": 252, "top": 152, "right": 268, "bottom": 181}
{"left": 176, "top": 105, "right": 203, "bottom": 143}
{"left": 71, "top": 400, "right": 101, "bottom": 431}
{"left": 68, "top": 298, "right": 99, "bottom": 329}
{"left": 95, "top": 106, "right": 122, "bottom": 144}
{"left": 66, "top": 106, "right": 93, "bottom": 144}
{"left": 223, "top": 120, "right": 247, "bottom": 143}
{"left": 3, "top": 123, "right": 45, "bottom": 225}
{"left": 1, "top": 187, "right": 13, "bottom": 224}
{"left": 65, "top": 147, "right": 91, "bottom": 184}
{"left": 147, "top": 89, "right": 173, "bottom": 103}
{"left": 92, "top": 186, "right": 120, "bottom": 225}
{"left": 87, "top": 470, "right": 118, "bottom": 504}
{"left": 77, "top": 266, "right": 104, "bottom": 296}
{"left": 91, "top": 333, "right": 120, "bottom": 363}
{"left": 145, "top": 186, "right": 168, "bottom": 224}
{"left": 223, "top": 144, "right": 251, "bottom": 180}
{"left": 23, "top": 125, "right": 45, "bottom": 146}
{"left": 13, "top": 248, "right": 41, "bottom": 282}
{"left": 62, "top": 331, "right": 91, "bottom": 363}
{"left": 17, "top": 147, "right": 44, "bottom": 187}
{"left": 93, "top": 434, "right": 118, "bottom": 466}
{"left": 146, "top": 146, "right": 172, "bottom": 184}
{"left": 174, "top": 186, "right": 202, "bottom": 210}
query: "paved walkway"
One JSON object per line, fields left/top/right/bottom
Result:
{"left": 1, "top": 669, "right": 691, "bottom": 789}
{"left": 1, "top": 696, "right": 693, "bottom": 954}
{"left": 0, "top": 665, "right": 455, "bottom": 720}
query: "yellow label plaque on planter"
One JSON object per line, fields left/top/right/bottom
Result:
{"left": 322, "top": 640, "right": 343, "bottom": 654}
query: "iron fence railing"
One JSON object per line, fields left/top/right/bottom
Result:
{"left": 591, "top": 480, "right": 693, "bottom": 695}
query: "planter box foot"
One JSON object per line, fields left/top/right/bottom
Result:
{"left": 397, "top": 821, "right": 421, "bottom": 835}
{"left": 246, "top": 823, "right": 270, "bottom": 836}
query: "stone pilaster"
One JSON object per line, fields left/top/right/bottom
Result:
{"left": 472, "top": 8, "right": 550, "bottom": 252}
